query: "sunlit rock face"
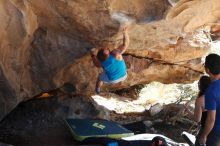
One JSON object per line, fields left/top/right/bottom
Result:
{"left": 0, "top": 0, "right": 220, "bottom": 121}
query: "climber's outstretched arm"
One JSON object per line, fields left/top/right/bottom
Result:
{"left": 115, "top": 27, "right": 129, "bottom": 55}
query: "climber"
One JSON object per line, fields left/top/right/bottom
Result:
{"left": 90, "top": 27, "right": 130, "bottom": 94}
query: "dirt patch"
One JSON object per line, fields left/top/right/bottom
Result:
{"left": 153, "top": 121, "right": 192, "bottom": 142}
{"left": 114, "top": 84, "right": 145, "bottom": 99}
{"left": 0, "top": 97, "right": 75, "bottom": 146}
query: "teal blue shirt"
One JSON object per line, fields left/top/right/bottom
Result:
{"left": 101, "top": 55, "right": 127, "bottom": 81}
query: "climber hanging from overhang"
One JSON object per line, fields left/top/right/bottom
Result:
{"left": 90, "top": 27, "right": 130, "bottom": 94}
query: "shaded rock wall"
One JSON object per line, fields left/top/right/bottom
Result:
{"left": 0, "top": 0, "right": 220, "bottom": 121}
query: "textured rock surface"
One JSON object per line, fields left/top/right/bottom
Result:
{"left": 0, "top": 0, "right": 220, "bottom": 122}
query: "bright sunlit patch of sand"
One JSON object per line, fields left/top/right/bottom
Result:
{"left": 91, "top": 82, "right": 198, "bottom": 114}
{"left": 92, "top": 93, "right": 146, "bottom": 113}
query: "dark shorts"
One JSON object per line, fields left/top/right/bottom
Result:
{"left": 195, "top": 128, "right": 203, "bottom": 146}
{"left": 206, "top": 131, "right": 220, "bottom": 146}
{"left": 196, "top": 129, "right": 220, "bottom": 146}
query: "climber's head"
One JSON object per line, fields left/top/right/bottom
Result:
{"left": 97, "top": 48, "right": 110, "bottom": 62}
